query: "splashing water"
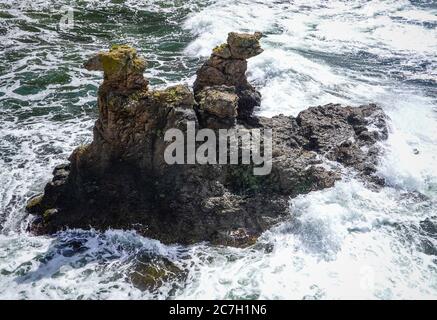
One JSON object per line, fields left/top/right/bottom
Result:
{"left": 0, "top": 0, "right": 436, "bottom": 299}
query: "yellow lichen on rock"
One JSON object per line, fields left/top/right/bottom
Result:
{"left": 84, "top": 45, "right": 148, "bottom": 92}
{"left": 26, "top": 194, "right": 44, "bottom": 213}
{"left": 151, "top": 85, "right": 194, "bottom": 107}
{"left": 212, "top": 43, "right": 232, "bottom": 59}
{"left": 99, "top": 45, "right": 146, "bottom": 79}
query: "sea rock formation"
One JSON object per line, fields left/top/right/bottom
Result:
{"left": 26, "top": 32, "right": 388, "bottom": 247}
{"left": 193, "top": 32, "right": 263, "bottom": 122}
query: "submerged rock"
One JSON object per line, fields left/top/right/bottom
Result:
{"left": 129, "top": 257, "right": 187, "bottom": 292}
{"left": 26, "top": 33, "right": 389, "bottom": 247}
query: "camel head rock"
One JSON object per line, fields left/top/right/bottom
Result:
{"left": 193, "top": 32, "right": 264, "bottom": 123}
{"left": 226, "top": 31, "right": 264, "bottom": 59}
{"left": 84, "top": 45, "right": 148, "bottom": 93}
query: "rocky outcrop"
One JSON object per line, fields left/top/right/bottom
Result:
{"left": 26, "top": 32, "right": 389, "bottom": 247}
{"left": 195, "top": 85, "right": 239, "bottom": 128}
{"left": 193, "top": 32, "right": 263, "bottom": 122}
{"left": 84, "top": 45, "right": 148, "bottom": 94}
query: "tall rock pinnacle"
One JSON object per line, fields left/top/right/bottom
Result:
{"left": 194, "top": 32, "right": 264, "bottom": 122}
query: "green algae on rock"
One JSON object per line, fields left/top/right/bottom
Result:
{"left": 84, "top": 44, "right": 148, "bottom": 93}
{"left": 129, "top": 258, "right": 187, "bottom": 292}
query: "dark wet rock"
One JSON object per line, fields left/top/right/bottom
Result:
{"left": 26, "top": 194, "right": 44, "bottom": 214}
{"left": 129, "top": 257, "right": 187, "bottom": 292}
{"left": 26, "top": 33, "right": 389, "bottom": 247}
{"left": 295, "top": 103, "right": 388, "bottom": 182}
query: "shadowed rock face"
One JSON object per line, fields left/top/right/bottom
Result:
{"left": 26, "top": 33, "right": 389, "bottom": 247}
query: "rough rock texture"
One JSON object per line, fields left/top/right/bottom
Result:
{"left": 129, "top": 256, "right": 187, "bottom": 292}
{"left": 193, "top": 32, "right": 263, "bottom": 121}
{"left": 26, "top": 33, "right": 389, "bottom": 247}
{"left": 195, "top": 85, "right": 239, "bottom": 128}
{"left": 84, "top": 44, "right": 148, "bottom": 94}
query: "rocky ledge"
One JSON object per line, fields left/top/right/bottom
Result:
{"left": 26, "top": 32, "right": 388, "bottom": 247}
